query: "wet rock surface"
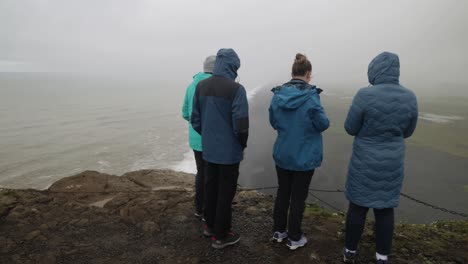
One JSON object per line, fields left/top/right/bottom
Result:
{"left": 0, "top": 169, "right": 467, "bottom": 264}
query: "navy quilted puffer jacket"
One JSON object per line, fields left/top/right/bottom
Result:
{"left": 344, "top": 52, "right": 418, "bottom": 209}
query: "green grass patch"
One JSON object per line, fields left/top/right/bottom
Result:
{"left": 304, "top": 202, "right": 335, "bottom": 217}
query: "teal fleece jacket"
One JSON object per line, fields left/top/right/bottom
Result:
{"left": 182, "top": 72, "right": 212, "bottom": 151}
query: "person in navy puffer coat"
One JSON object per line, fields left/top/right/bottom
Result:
{"left": 342, "top": 52, "right": 418, "bottom": 264}
{"left": 269, "top": 53, "right": 329, "bottom": 250}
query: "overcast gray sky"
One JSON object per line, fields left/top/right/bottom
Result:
{"left": 1, "top": 0, "right": 467, "bottom": 92}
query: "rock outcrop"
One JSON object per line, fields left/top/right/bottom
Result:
{"left": 0, "top": 169, "right": 467, "bottom": 264}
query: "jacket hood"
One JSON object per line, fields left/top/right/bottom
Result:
{"left": 272, "top": 80, "right": 318, "bottom": 110}
{"left": 213, "top": 48, "right": 240, "bottom": 80}
{"left": 193, "top": 72, "right": 211, "bottom": 82}
{"left": 368, "top": 52, "right": 400, "bottom": 85}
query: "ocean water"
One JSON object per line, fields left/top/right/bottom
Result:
{"left": 0, "top": 73, "right": 191, "bottom": 189}
{"left": 1, "top": 73, "right": 467, "bottom": 223}
{"left": 419, "top": 112, "right": 465, "bottom": 124}
{"left": 0, "top": 73, "right": 263, "bottom": 189}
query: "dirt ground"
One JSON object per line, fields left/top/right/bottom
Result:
{"left": 0, "top": 169, "right": 467, "bottom": 264}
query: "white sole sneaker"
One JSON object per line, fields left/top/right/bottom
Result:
{"left": 211, "top": 236, "right": 241, "bottom": 249}
{"left": 194, "top": 212, "right": 202, "bottom": 217}
{"left": 271, "top": 231, "right": 288, "bottom": 243}
{"left": 271, "top": 237, "right": 285, "bottom": 243}
{"left": 286, "top": 242, "right": 307, "bottom": 250}
{"left": 286, "top": 235, "right": 308, "bottom": 250}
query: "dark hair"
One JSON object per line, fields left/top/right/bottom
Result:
{"left": 292, "top": 53, "right": 312, "bottom": 77}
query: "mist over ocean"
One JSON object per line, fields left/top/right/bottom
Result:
{"left": 0, "top": 72, "right": 263, "bottom": 189}
{"left": 1, "top": 72, "right": 467, "bottom": 223}
{"left": 0, "top": 73, "right": 189, "bottom": 188}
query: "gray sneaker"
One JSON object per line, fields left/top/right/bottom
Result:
{"left": 286, "top": 234, "right": 307, "bottom": 250}
{"left": 271, "top": 231, "right": 288, "bottom": 243}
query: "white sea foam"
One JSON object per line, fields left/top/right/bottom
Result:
{"left": 130, "top": 156, "right": 159, "bottom": 171}
{"left": 37, "top": 174, "right": 56, "bottom": 179}
{"left": 247, "top": 85, "right": 263, "bottom": 101}
{"left": 321, "top": 91, "right": 337, "bottom": 96}
{"left": 98, "top": 160, "right": 110, "bottom": 168}
{"left": 171, "top": 150, "right": 196, "bottom": 174}
{"left": 419, "top": 112, "right": 464, "bottom": 124}
{"left": 41, "top": 184, "right": 52, "bottom": 191}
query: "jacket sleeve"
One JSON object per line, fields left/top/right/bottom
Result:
{"left": 182, "top": 86, "right": 191, "bottom": 121}
{"left": 404, "top": 94, "right": 418, "bottom": 138}
{"left": 309, "top": 93, "right": 330, "bottom": 132}
{"left": 232, "top": 85, "right": 249, "bottom": 149}
{"left": 344, "top": 90, "right": 365, "bottom": 136}
{"left": 269, "top": 97, "right": 277, "bottom": 130}
{"left": 191, "top": 84, "right": 202, "bottom": 134}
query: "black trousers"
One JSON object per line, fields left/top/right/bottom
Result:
{"left": 204, "top": 162, "right": 240, "bottom": 239}
{"left": 193, "top": 150, "right": 206, "bottom": 213}
{"left": 273, "top": 166, "right": 314, "bottom": 241}
{"left": 345, "top": 202, "right": 394, "bottom": 255}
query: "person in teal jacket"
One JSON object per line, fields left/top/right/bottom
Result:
{"left": 182, "top": 55, "right": 216, "bottom": 218}
{"left": 269, "top": 53, "right": 329, "bottom": 250}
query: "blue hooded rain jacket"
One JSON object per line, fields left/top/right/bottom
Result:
{"left": 269, "top": 79, "right": 329, "bottom": 171}
{"left": 191, "top": 49, "right": 249, "bottom": 164}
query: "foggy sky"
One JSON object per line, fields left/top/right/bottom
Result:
{"left": 1, "top": 0, "right": 467, "bottom": 93}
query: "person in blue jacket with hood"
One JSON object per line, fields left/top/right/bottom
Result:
{"left": 191, "top": 48, "right": 249, "bottom": 249}
{"left": 269, "top": 53, "right": 329, "bottom": 250}
{"left": 182, "top": 55, "right": 216, "bottom": 219}
{"left": 342, "top": 52, "right": 418, "bottom": 264}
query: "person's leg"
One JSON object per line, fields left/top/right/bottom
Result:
{"left": 204, "top": 162, "right": 219, "bottom": 229}
{"left": 374, "top": 207, "right": 394, "bottom": 257}
{"left": 193, "top": 150, "right": 205, "bottom": 214}
{"left": 273, "top": 166, "right": 293, "bottom": 233}
{"left": 213, "top": 163, "right": 240, "bottom": 239}
{"left": 287, "top": 169, "right": 314, "bottom": 241}
{"left": 344, "top": 202, "right": 369, "bottom": 251}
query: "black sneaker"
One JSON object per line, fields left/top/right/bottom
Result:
{"left": 194, "top": 211, "right": 203, "bottom": 218}
{"left": 343, "top": 248, "right": 357, "bottom": 263}
{"left": 203, "top": 224, "right": 214, "bottom": 237}
{"left": 376, "top": 260, "right": 388, "bottom": 264}
{"left": 211, "top": 232, "right": 241, "bottom": 249}
{"left": 194, "top": 211, "right": 206, "bottom": 222}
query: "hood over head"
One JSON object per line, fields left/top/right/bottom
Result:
{"left": 272, "top": 80, "right": 318, "bottom": 110}
{"left": 213, "top": 48, "right": 240, "bottom": 80}
{"left": 368, "top": 52, "right": 400, "bottom": 85}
